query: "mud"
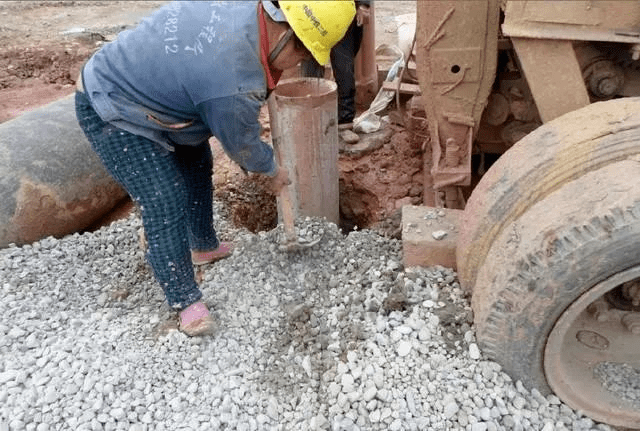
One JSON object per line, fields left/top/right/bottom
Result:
{"left": 4, "top": 177, "right": 125, "bottom": 246}
{"left": 340, "top": 126, "right": 424, "bottom": 227}
{"left": 0, "top": 1, "right": 167, "bottom": 123}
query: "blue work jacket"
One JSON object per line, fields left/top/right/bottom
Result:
{"left": 82, "top": 1, "right": 277, "bottom": 176}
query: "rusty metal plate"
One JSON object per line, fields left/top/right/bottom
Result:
{"left": 522, "top": 1, "right": 603, "bottom": 26}
{"left": 430, "top": 48, "right": 483, "bottom": 84}
{"left": 503, "top": 1, "right": 640, "bottom": 43}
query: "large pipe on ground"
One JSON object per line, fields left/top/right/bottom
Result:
{"left": 0, "top": 94, "right": 127, "bottom": 248}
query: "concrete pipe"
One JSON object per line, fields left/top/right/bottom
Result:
{"left": 0, "top": 94, "right": 127, "bottom": 248}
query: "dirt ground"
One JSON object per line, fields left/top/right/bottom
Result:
{"left": 0, "top": 1, "right": 420, "bottom": 237}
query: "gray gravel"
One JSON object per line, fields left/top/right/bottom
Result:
{"left": 594, "top": 362, "right": 640, "bottom": 410}
{"left": 0, "top": 203, "right": 617, "bottom": 431}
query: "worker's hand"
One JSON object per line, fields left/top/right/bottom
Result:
{"left": 268, "top": 166, "right": 291, "bottom": 195}
{"left": 356, "top": 5, "right": 370, "bottom": 26}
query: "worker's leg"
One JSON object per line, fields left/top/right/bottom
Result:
{"left": 173, "top": 142, "right": 220, "bottom": 253}
{"left": 330, "top": 21, "right": 364, "bottom": 124}
{"left": 75, "top": 91, "right": 202, "bottom": 310}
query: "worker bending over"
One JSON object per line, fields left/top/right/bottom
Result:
{"left": 75, "top": 1, "right": 355, "bottom": 336}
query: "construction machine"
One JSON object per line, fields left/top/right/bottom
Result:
{"left": 413, "top": 1, "right": 640, "bottom": 428}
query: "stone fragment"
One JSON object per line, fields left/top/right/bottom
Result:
{"left": 341, "top": 374, "right": 355, "bottom": 393}
{"left": 369, "top": 409, "right": 381, "bottom": 423}
{"left": 471, "top": 423, "right": 488, "bottom": 431}
{"left": 340, "top": 130, "right": 360, "bottom": 144}
{"left": 444, "top": 401, "right": 460, "bottom": 418}
{"left": 478, "top": 407, "right": 491, "bottom": 421}
{"left": 397, "top": 340, "right": 412, "bottom": 357}
{"left": 431, "top": 230, "right": 448, "bottom": 240}
{"left": 363, "top": 386, "right": 377, "bottom": 402}
{"left": 389, "top": 419, "right": 403, "bottom": 431}
{"left": 513, "top": 396, "right": 526, "bottom": 410}
{"left": 373, "top": 371, "right": 384, "bottom": 389}
{"left": 0, "top": 370, "right": 18, "bottom": 385}
{"left": 469, "top": 343, "right": 481, "bottom": 360}
{"left": 110, "top": 408, "right": 125, "bottom": 421}
{"left": 7, "top": 327, "right": 26, "bottom": 338}
{"left": 418, "top": 327, "right": 432, "bottom": 341}
{"left": 328, "top": 382, "right": 341, "bottom": 399}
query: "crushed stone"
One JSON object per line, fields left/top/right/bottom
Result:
{"left": 0, "top": 203, "right": 617, "bottom": 431}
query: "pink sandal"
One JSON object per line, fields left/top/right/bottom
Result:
{"left": 179, "top": 302, "right": 216, "bottom": 336}
{"left": 191, "top": 242, "right": 234, "bottom": 265}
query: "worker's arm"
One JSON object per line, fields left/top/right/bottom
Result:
{"left": 198, "top": 93, "right": 290, "bottom": 195}
{"left": 198, "top": 93, "right": 277, "bottom": 177}
{"left": 269, "top": 166, "right": 291, "bottom": 195}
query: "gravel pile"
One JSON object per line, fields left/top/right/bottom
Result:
{"left": 0, "top": 204, "right": 616, "bottom": 431}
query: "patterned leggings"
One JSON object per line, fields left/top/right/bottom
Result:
{"left": 75, "top": 91, "right": 219, "bottom": 309}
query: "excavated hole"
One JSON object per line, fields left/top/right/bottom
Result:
{"left": 214, "top": 174, "right": 384, "bottom": 235}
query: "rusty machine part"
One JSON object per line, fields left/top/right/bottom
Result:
{"left": 416, "top": 1, "right": 640, "bottom": 210}
{"left": 416, "top": 0, "right": 500, "bottom": 209}
{"left": 413, "top": 0, "right": 538, "bottom": 201}
{"left": 502, "top": 1, "right": 640, "bottom": 122}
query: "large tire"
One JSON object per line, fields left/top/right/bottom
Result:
{"left": 457, "top": 97, "right": 640, "bottom": 291}
{"left": 462, "top": 99, "right": 640, "bottom": 428}
{"left": 471, "top": 160, "right": 640, "bottom": 427}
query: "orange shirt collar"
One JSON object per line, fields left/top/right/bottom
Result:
{"left": 258, "top": 4, "right": 283, "bottom": 91}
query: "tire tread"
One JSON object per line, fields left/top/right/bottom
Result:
{"left": 477, "top": 201, "right": 640, "bottom": 392}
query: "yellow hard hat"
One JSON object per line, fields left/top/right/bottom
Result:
{"left": 279, "top": 1, "right": 357, "bottom": 66}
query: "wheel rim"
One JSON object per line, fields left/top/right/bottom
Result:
{"left": 545, "top": 266, "right": 640, "bottom": 428}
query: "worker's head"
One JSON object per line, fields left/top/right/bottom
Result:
{"left": 278, "top": 1, "right": 356, "bottom": 65}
